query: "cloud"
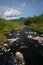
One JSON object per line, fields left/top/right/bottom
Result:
{"left": 3, "top": 3, "right": 27, "bottom": 19}
{"left": 3, "top": 7, "right": 22, "bottom": 20}
{"left": 4, "top": 9, "right": 21, "bottom": 17}
{"left": 0, "top": 2, "right": 29, "bottom": 20}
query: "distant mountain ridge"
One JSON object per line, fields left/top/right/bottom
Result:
{"left": 9, "top": 17, "right": 26, "bottom": 22}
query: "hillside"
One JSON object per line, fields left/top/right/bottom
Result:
{"left": 24, "top": 14, "right": 43, "bottom": 33}
{"left": 0, "top": 18, "right": 23, "bottom": 47}
{"left": 9, "top": 17, "right": 26, "bottom": 22}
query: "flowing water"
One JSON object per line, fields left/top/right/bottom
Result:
{"left": 0, "top": 27, "right": 43, "bottom": 65}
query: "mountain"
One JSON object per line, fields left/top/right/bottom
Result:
{"left": 19, "top": 17, "right": 26, "bottom": 22}
{"left": 9, "top": 17, "right": 26, "bottom": 22}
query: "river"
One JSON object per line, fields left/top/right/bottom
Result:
{"left": 0, "top": 27, "right": 43, "bottom": 65}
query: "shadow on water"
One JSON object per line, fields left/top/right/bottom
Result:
{"left": 0, "top": 27, "right": 43, "bottom": 65}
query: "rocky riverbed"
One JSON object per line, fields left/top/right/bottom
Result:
{"left": 0, "top": 27, "right": 43, "bottom": 65}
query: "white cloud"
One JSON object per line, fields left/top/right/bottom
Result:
{"left": 0, "top": 2, "right": 29, "bottom": 20}
{"left": 4, "top": 9, "right": 21, "bottom": 17}
{"left": 3, "top": 3, "right": 27, "bottom": 19}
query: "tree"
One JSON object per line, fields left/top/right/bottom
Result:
{"left": 24, "top": 17, "right": 32, "bottom": 25}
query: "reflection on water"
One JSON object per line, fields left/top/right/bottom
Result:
{"left": 0, "top": 27, "right": 43, "bottom": 65}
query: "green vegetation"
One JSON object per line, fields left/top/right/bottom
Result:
{"left": 0, "top": 33, "right": 7, "bottom": 48}
{"left": 0, "top": 18, "right": 23, "bottom": 33}
{"left": 0, "top": 18, "right": 23, "bottom": 47}
{"left": 24, "top": 14, "right": 43, "bottom": 32}
{"left": 0, "top": 14, "right": 43, "bottom": 48}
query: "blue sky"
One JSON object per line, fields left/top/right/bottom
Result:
{"left": 0, "top": 0, "right": 43, "bottom": 19}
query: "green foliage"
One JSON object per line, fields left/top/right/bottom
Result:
{"left": 0, "top": 18, "right": 23, "bottom": 34}
{"left": 24, "top": 14, "right": 43, "bottom": 32}
{"left": 0, "top": 18, "right": 7, "bottom": 30}
{"left": 0, "top": 18, "right": 23, "bottom": 48}
{"left": 0, "top": 33, "right": 7, "bottom": 47}
{"left": 24, "top": 17, "right": 32, "bottom": 25}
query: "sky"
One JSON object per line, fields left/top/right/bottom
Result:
{"left": 0, "top": 0, "right": 43, "bottom": 20}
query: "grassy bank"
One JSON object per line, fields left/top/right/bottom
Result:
{"left": 0, "top": 18, "right": 23, "bottom": 48}
{"left": 24, "top": 14, "right": 43, "bottom": 33}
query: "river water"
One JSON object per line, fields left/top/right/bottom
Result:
{"left": 0, "top": 27, "right": 43, "bottom": 65}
